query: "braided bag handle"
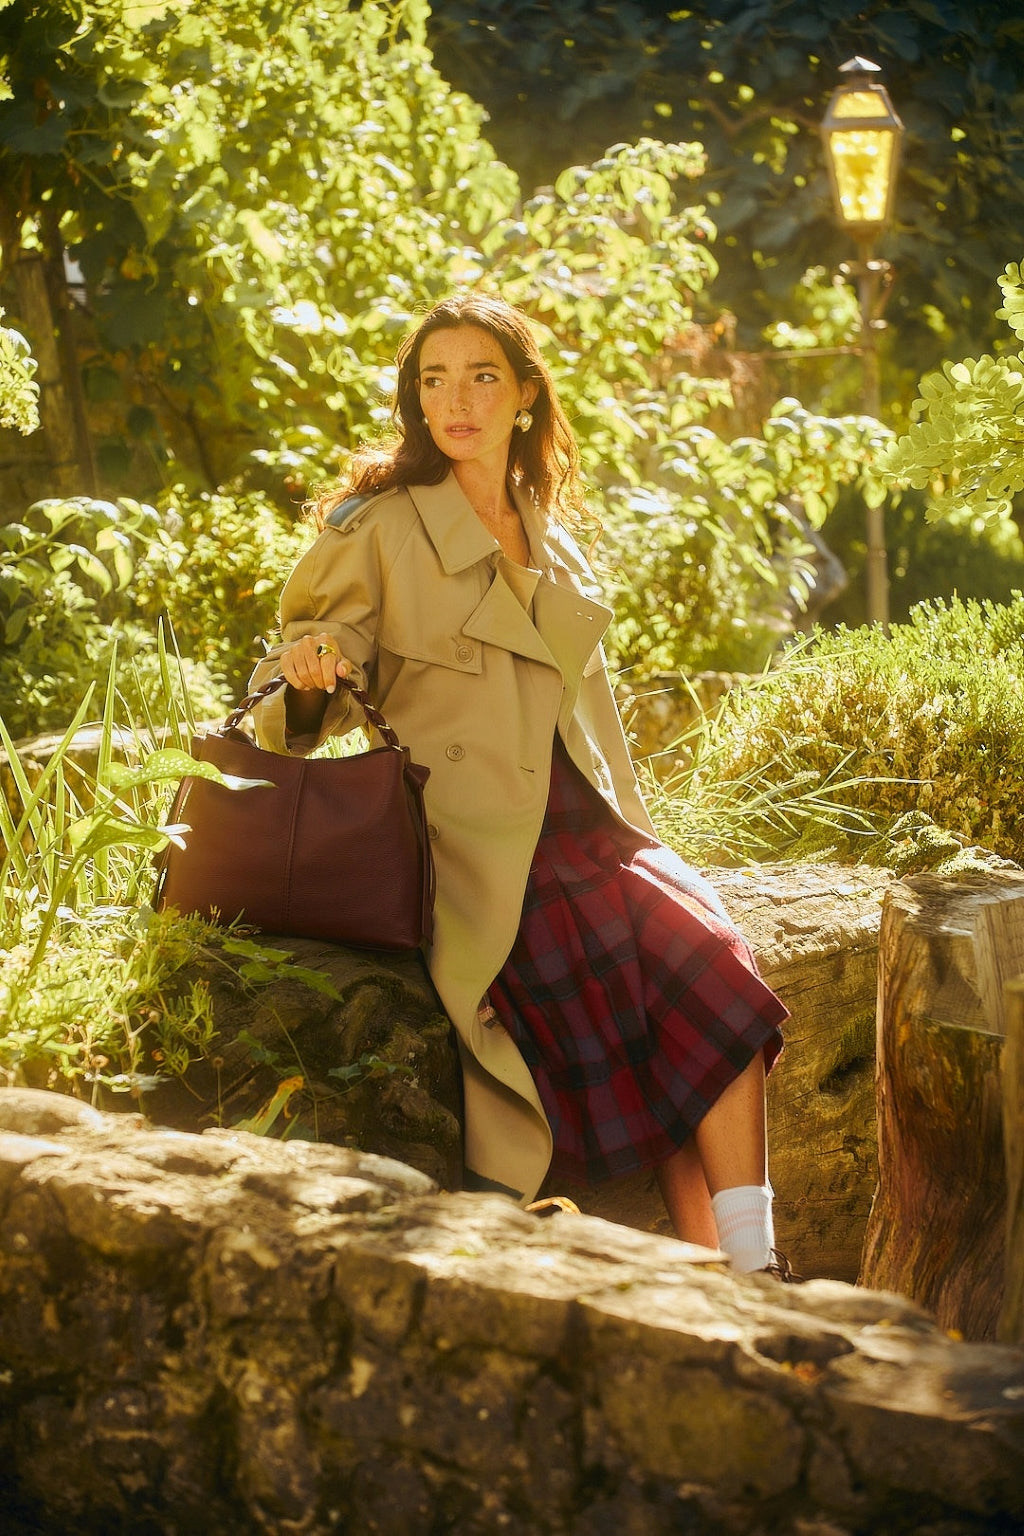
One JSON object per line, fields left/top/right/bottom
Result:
{"left": 221, "top": 674, "right": 402, "bottom": 750}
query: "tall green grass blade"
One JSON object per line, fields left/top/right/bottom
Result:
{"left": 91, "top": 645, "right": 121, "bottom": 902}
{"left": 158, "top": 619, "right": 199, "bottom": 740}
{"left": 0, "top": 691, "right": 96, "bottom": 894}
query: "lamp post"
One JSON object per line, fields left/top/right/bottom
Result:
{"left": 821, "top": 56, "right": 904, "bottom": 627}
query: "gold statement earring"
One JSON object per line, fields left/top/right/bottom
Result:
{"left": 514, "top": 408, "right": 534, "bottom": 433}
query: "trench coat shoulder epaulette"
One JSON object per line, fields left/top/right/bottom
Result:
{"left": 324, "top": 484, "right": 403, "bottom": 533}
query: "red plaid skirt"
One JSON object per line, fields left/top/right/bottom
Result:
{"left": 487, "top": 738, "right": 787, "bottom": 1185}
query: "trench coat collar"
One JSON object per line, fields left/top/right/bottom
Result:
{"left": 405, "top": 471, "right": 562, "bottom": 576}
{"left": 407, "top": 472, "right": 611, "bottom": 677}
{"left": 406, "top": 474, "right": 500, "bottom": 574}
{"left": 461, "top": 521, "right": 612, "bottom": 682}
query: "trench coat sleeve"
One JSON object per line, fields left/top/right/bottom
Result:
{"left": 246, "top": 513, "right": 389, "bottom": 755}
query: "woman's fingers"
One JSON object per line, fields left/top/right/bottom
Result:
{"left": 281, "top": 633, "right": 352, "bottom": 693}
{"left": 311, "top": 636, "right": 351, "bottom": 695}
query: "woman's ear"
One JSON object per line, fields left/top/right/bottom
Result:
{"left": 522, "top": 380, "right": 539, "bottom": 410}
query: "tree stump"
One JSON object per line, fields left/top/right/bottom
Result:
{"left": 1001, "top": 978, "right": 1024, "bottom": 1345}
{"left": 860, "top": 871, "right": 1024, "bottom": 1341}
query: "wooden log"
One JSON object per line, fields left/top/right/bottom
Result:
{"left": 1001, "top": 978, "right": 1024, "bottom": 1344}
{"left": 860, "top": 871, "right": 1024, "bottom": 1340}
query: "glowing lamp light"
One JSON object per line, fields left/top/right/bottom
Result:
{"left": 821, "top": 57, "right": 904, "bottom": 241}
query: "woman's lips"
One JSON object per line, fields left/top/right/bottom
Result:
{"left": 446, "top": 424, "right": 477, "bottom": 435}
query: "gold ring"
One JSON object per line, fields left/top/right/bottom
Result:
{"left": 316, "top": 643, "right": 338, "bottom": 658}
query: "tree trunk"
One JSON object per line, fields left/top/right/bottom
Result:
{"left": 40, "top": 201, "right": 96, "bottom": 495}
{"left": 1000, "top": 978, "right": 1024, "bottom": 1344}
{"left": 860, "top": 871, "right": 1024, "bottom": 1340}
{"left": 0, "top": 198, "right": 95, "bottom": 498}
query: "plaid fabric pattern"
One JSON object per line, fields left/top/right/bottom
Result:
{"left": 487, "top": 739, "right": 787, "bottom": 1186}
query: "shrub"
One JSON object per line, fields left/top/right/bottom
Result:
{"left": 595, "top": 400, "right": 888, "bottom": 678}
{"left": 0, "top": 496, "right": 218, "bottom": 739}
{"left": 0, "top": 598, "right": 230, "bottom": 743}
{"left": 680, "top": 594, "right": 1024, "bottom": 866}
{"left": 0, "top": 488, "right": 306, "bottom": 740}
{"left": 128, "top": 489, "right": 310, "bottom": 694}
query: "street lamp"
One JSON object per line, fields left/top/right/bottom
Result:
{"left": 821, "top": 56, "right": 904, "bottom": 626}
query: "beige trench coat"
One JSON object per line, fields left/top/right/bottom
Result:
{"left": 248, "top": 471, "right": 656, "bottom": 1202}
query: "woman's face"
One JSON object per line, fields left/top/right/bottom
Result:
{"left": 416, "top": 324, "right": 537, "bottom": 476}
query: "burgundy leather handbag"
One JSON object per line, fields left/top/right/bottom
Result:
{"left": 154, "top": 675, "right": 434, "bottom": 950}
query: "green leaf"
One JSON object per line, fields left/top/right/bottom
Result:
{"left": 97, "top": 77, "right": 148, "bottom": 109}
{"left": 67, "top": 817, "right": 171, "bottom": 857}
{"left": 106, "top": 751, "right": 273, "bottom": 792}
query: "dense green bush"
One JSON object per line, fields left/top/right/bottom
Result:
{"left": 0, "top": 496, "right": 159, "bottom": 737}
{"left": 128, "top": 489, "right": 309, "bottom": 694}
{"left": 684, "top": 594, "right": 1024, "bottom": 867}
{"left": 598, "top": 400, "right": 885, "bottom": 676}
{"left": 0, "top": 489, "right": 299, "bottom": 739}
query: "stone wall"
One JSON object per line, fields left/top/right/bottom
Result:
{"left": 73, "top": 862, "right": 890, "bottom": 1285}
{"left": 1, "top": 1091, "right": 1022, "bottom": 1536}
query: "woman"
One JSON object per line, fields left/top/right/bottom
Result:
{"left": 248, "top": 294, "right": 788, "bottom": 1274}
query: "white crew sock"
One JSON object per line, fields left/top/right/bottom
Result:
{"left": 710, "top": 1183, "right": 774, "bottom": 1274}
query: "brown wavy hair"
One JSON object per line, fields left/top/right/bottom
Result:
{"left": 313, "top": 293, "right": 588, "bottom": 531}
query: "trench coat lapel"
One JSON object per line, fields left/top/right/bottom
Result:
{"left": 407, "top": 473, "right": 611, "bottom": 679}
{"left": 515, "top": 486, "right": 613, "bottom": 687}
{"left": 460, "top": 562, "right": 557, "bottom": 669}
{"left": 532, "top": 577, "right": 611, "bottom": 693}
{"left": 461, "top": 545, "right": 612, "bottom": 682}
{"left": 407, "top": 477, "right": 496, "bottom": 573}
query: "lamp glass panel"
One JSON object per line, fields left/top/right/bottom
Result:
{"left": 829, "top": 128, "right": 895, "bottom": 225}
{"left": 832, "top": 89, "right": 891, "bottom": 121}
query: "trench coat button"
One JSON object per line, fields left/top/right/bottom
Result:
{"left": 454, "top": 643, "right": 474, "bottom": 663}
{"left": 445, "top": 744, "right": 465, "bottom": 762}
{"left": 427, "top": 823, "right": 439, "bottom": 839}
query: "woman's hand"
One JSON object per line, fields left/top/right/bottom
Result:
{"left": 280, "top": 632, "right": 352, "bottom": 695}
